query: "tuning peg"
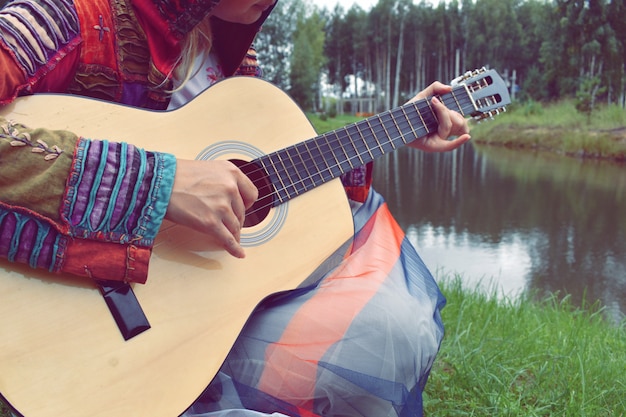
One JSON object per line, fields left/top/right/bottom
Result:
{"left": 451, "top": 67, "right": 487, "bottom": 86}
{"left": 472, "top": 106, "right": 507, "bottom": 123}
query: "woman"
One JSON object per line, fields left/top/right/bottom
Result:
{"left": 0, "top": 0, "right": 469, "bottom": 415}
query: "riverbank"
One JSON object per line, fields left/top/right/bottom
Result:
{"left": 311, "top": 100, "right": 626, "bottom": 163}
{"left": 470, "top": 100, "right": 626, "bottom": 162}
{"left": 427, "top": 277, "right": 626, "bottom": 415}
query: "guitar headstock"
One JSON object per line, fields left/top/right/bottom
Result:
{"left": 451, "top": 67, "right": 511, "bottom": 122}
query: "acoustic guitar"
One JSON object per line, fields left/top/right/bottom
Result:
{"left": 0, "top": 68, "right": 509, "bottom": 417}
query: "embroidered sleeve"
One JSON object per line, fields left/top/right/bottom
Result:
{"left": 0, "top": 116, "right": 176, "bottom": 283}
{"left": 0, "top": 0, "right": 82, "bottom": 103}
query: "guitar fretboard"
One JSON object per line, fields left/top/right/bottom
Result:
{"left": 255, "top": 85, "right": 475, "bottom": 205}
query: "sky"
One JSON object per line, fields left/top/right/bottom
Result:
{"left": 310, "top": 0, "right": 440, "bottom": 11}
{"left": 310, "top": 0, "right": 378, "bottom": 11}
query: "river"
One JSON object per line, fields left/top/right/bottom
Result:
{"left": 372, "top": 143, "right": 626, "bottom": 324}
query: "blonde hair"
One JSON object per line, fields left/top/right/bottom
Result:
{"left": 171, "top": 17, "right": 213, "bottom": 92}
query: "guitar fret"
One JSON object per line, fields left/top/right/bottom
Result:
{"left": 405, "top": 103, "right": 429, "bottom": 138}
{"left": 268, "top": 151, "right": 299, "bottom": 200}
{"left": 448, "top": 90, "right": 463, "bottom": 114}
{"left": 375, "top": 115, "right": 391, "bottom": 150}
{"left": 416, "top": 101, "right": 431, "bottom": 135}
{"left": 377, "top": 113, "right": 398, "bottom": 151}
{"left": 399, "top": 106, "right": 419, "bottom": 141}
{"left": 387, "top": 112, "right": 403, "bottom": 146}
{"left": 364, "top": 118, "right": 386, "bottom": 158}
{"left": 299, "top": 141, "right": 322, "bottom": 187}
{"left": 353, "top": 122, "right": 375, "bottom": 161}
{"left": 259, "top": 155, "right": 287, "bottom": 203}
{"left": 286, "top": 144, "right": 314, "bottom": 193}
{"left": 307, "top": 138, "right": 335, "bottom": 182}
{"left": 281, "top": 148, "right": 308, "bottom": 195}
{"left": 426, "top": 99, "right": 436, "bottom": 132}
{"left": 318, "top": 133, "right": 345, "bottom": 177}
{"left": 389, "top": 108, "right": 413, "bottom": 145}
{"left": 336, "top": 129, "right": 362, "bottom": 172}
{"left": 344, "top": 124, "right": 366, "bottom": 165}
{"left": 452, "top": 85, "right": 476, "bottom": 116}
{"left": 301, "top": 139, "right": 327, "bottom": 186}
{"left": 402, "top": 107, "right": 427, "bottom": 139}
{"left": 333, "top": 130, "right": 356, "bottom": 171}
{"left": 423, "top": 99, "right": 440, "bottom": 133}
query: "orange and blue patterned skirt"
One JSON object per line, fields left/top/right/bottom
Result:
{"left": 183, "top": 188, "right": 446, "bottom": 417}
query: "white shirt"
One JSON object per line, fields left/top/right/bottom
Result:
{"left": 168, "top": 52, "right": 225, "bottom": 110}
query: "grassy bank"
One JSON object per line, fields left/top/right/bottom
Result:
{"left": 426, "top": 277, "right": 626, "bottom": 416}
{"left": 309, "top": 101, "right": 626, "bottom": 163}
{"left": 307, "top": 112, "right": 363, "bottom": 134}
{"left": 470, "top": 100, "right": 626, "bottom": 162}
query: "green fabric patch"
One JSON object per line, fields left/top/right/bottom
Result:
{"left": 0, "top": 117, "right": 76, "bottom": 222}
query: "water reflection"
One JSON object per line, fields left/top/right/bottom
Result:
{"left": 372, "top": 144, "right": 626, "bottom": 323}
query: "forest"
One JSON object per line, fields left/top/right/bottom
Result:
{"left": 254, "top": 0, "right": 626, "bottom": 114}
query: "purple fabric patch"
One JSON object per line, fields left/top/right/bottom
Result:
{"left": 0, "top": 208, "right": 59, "bottom": 270}
{"left": 64, "top": 139, "right": 156, "bottom": 243}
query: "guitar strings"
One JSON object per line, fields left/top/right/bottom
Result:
{"left": 239, "top": 93, "right": 477, "bottom": 219}
{"left": 239, "top": 75, "right": 502, "bottom": 219}
{"left": 234, "top": 92, "right": 477, "bottom": 220}
{"left": 234, "top": 91, "right": 474, "bottom": 193}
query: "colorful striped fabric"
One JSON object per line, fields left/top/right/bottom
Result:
{"left": 0, "top": 0, "right": 79, "bottom": 77}
{"left": 183, "top": 188, "right": 446, "bottom": 417}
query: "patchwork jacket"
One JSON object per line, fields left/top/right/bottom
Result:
{"left": 0, "top": 0, "right": 271, "bottom": 283}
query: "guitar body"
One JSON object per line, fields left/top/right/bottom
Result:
{"left": 0, "top": 77, "right": 354, "bottom": 417}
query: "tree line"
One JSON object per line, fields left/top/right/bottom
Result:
{"left": 255, "top": 0, "right": 626, "bottom": 114}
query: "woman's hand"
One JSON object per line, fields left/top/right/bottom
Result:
{"left": 166, "top": 159, "right": 259, "bottom": 258}
{"left": 407, "top": 81, "right": 471, "bottom": 152}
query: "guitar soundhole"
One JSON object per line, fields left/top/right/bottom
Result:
{"left": 230, "top": 159, "right": 274, "bottom": 228}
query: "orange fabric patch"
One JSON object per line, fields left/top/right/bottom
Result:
{"left": 62, "top": 238, "right": 151, "bottom": 283}
{"left": 73, "top": 0, "right": 118, "bottom": 70}
{"left": 257, "top": 203, "right": 404, "bottom": 409}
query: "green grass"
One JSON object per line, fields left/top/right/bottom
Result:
{"left": 470, "top": 100, "right": 626, "bottom": 161}
{"left": 310, "top": 101, "right": 626, "bottom": 162}
{"left": 425, "top": 276, "right": 626, "bottom": 416}
{"left": 306, "top": 112, "right": 364, "bottom": 134}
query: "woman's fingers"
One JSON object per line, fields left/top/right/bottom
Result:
{"left": 407, "top": 82, "right": 471, "bottom": 152}
{"left": 166, "top": 159, "right": 259, "bottom": 258}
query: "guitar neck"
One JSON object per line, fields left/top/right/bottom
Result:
{"left": 255, "top": 85, "right": 474, "bottom": 205}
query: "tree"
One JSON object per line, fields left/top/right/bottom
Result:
{"left": 514, "top": 0, "right": 550, "bottom": 100}
{"left": 255, "top": 0, "right": 305, "bottom": 90}
{"left": 289, "top": 9, "right": 326, "bottom": 111}
{"left": 464, "top": 0, "right": 524, "bottom": 73}
{"left": 324, "top": 4, "right": 370, "bottom": 98}
{"left": 262, "top": 0, "right": 624, "bottom": 110}
{"left": 369, "top": 0, "right": 397, "bottom": 110}
{"left": 391, "top": 0, "right": 411, "bottom": 108}
{"left": 606, "top": 0, "right": 626, "bottom": 107}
